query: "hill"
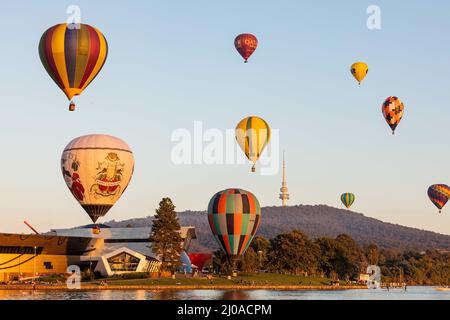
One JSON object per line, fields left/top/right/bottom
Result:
{"left": 103, "top": 205, "right": 450, "bottom": 252}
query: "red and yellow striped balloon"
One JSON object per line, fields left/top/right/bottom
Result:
{"left": 427, "top": 184, "right": 450, "bottom": 213}
{"left": 39, "top": 23, "right": 108, "bottom": 111}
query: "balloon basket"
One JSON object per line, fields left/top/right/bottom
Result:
{"left": 69, "top": 102, "right": 75, "bottom": 112}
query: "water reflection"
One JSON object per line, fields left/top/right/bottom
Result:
{"left": 219, "top": 290, "right": 250, "bottom": 300}
{"left": 150, "top": 290, "right": 182, "bottom": 300}
{"left": 0, "top": 287, "right": 449, "bottom": 300}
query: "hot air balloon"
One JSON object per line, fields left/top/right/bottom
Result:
{"left": 61, "top": 134, "right": 134, "bottom": 223}
{"left": 427, "top": 184, "right": 450, "bottom": 213}
{"left": 382, "top": 96, "right": 404, "bottom": 134}
{"left": 350, "top": 62, "right": 368, "bottom": 84}
{"left": 39, "top": 23, "right": 108, "bottom": 111}
{"left": 207, "top": 189, "right": 261, "bottom": 263}
{"left": 341, "top": 193, "right": 355, "bottom": 209}
{"left": 234, "top": 34, "right": 258, "bottom": 63}
{"left": 235, "top": 116, "right": 271, "bottom": 172}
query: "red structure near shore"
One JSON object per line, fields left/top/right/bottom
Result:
{"left": 188, "top": 253, "right": 213, "bottom": 270}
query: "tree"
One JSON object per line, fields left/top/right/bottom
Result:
{"left": 315, "top": 237, "right": 355, "bottom": 280}
{"left": 149, "top": 198, "right": 183, "bottom": 273}
{"left": 335, "top": 234, "right": 367, "bottom": 279}
{"left": 250, "top": 236, "right": 270, "bottom": 270}
{"left": 267, "top": 230, "right": 319, "bottom": 275}
{"left": 212, "top": 250, "right": 232, "bottom": 274}
{"left": 237, "top": 248, "right": 259, "bottom": 273}
{"left": 212, "top": 243, "right": 262, "bottom": 274}
{"left": 366, "top": 243, "right": 379, "bottom": 265}
{"left": 315, "top": 237, "right": 342, "bottom": 278}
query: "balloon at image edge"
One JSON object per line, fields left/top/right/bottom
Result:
{"left": 235, "top": 116, "right": 271, "bottom": 172}
{"left": 38, "top": 23, "right": 108, "bottom": 111}
{"left": 427, "top": 184, "right": 450, "bottom": 214}
{"left": 341, "top": 193, "right": 355, "bottom": 210}
{"left": 382, "top": 96, "right": 404, "bottom": 135}
{"left": 61, "top": 134, "right": 134, "bottom": 223}
{"left": 234, "top": 33, "right": 258, "bottom": 63}
{"left": 350, "top": 62, "right": 368, "bottom": 85}
{"left": 207, "top": 189, "right": 261, "bottom": 259}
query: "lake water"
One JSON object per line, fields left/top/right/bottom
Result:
{"left": 0, "top": 286, "right": 449, "bottom": 300}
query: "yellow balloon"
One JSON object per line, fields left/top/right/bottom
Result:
{"left": 235, "top": 116, "right": 271, "bottom": 172}
{"left": 350, "top": 62, "right": 368, "bottom": 84}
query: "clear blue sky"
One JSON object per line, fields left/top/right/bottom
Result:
{"left": 0, "top": 1, "right": 449, "bottom": 235}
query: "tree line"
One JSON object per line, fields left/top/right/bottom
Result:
{"left": 213, "top": 230, "right": 450, "bottom": 285}
{"left": 149, "top": 198, "right": 450, "bottom": 285}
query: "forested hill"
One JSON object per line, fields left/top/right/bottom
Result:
{"left": 103, "top": 205, "right": 450, "bottom": 252}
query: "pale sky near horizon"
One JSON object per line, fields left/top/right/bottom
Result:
{"left": 1, "top": 1, "right": 450, "bottom": 235}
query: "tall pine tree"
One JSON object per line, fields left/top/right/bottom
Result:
{"left": 149, "top": 198, "right": 183, "bottom": 273}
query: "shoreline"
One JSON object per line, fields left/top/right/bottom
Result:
{"left": 0, "top": 284, "right": 367, "bottom": 291}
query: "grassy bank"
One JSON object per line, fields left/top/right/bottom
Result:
{"left": 0, "top": 273, "right": 367, "bottom": 291}
{"left": 91, "top": 273, "right": 348, "bottom": 286}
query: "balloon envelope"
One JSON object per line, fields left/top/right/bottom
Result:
{"left": 382, "top": 96, "right": 404, "bottom": 134}
{"left": 207, "top": 189, "right": 261, "bottom": 257}
{"left": 61, "top": 134, "right": 134, "bottom": 223}
{"left": 39, "top": 23, "right": 108, "bottom": 109}
{"left": 234, "top": 34, "right": 258, "bottom": 62}
{"left": 350, "top": 62, "right": 368, "bottom": 84}
{"left": 235, "top": 116, "right": 271, "bottom": 172}
{"left": 341, "top": 193, "right": 355, "bottom": 209}
{"left": 427, "top": 184, "right": 450, "bottom": 213}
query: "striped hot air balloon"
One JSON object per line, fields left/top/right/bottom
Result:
{"left": 235, "top": 116, "right": 271, "bottom": 172}
{"left": 427, "top": 184, "right": 450, "bottom": 213}
{"left": 207, "top": 189, "right": 261, "bottom": 260}
{"left": 341, "top": 193, "right": 355, "bottom": 209}
{"left": 382, "top": 96, "right": 404, "bottom": 134}
{"left": 234, "top": 34, "right": 258, "bottom": 63}
{"left": 39, "top": 23, "right": 108, "bottom": 111}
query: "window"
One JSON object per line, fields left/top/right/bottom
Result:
{"left": 0, "top": 246, "right": 43, "bottom": 254}
{"left": 107, "top": 252, "right": 140, "bottom": 272}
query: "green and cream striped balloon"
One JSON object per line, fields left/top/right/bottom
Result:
{"left": 341, "top": 193, "right": 355, "bottom": 209}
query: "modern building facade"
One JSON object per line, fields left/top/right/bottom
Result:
{"left": 53, "top": 226, "right": 196, "bottom": 277}
{"left": 0, "top": 225, "right": 196, "bottom": 281}
{"left": 0, "top": 233, "right": 94, "bottom": 282}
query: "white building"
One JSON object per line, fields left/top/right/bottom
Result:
{"left": 51, "top": 226, "right": 196, "bottom": 277}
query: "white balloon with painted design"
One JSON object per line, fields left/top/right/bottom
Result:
{"left": 61, "top": 134, "right": 134, "bottom": 223}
